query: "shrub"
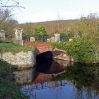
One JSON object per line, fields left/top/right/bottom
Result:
{"left": 51, "top": 38, "right": 99, "bottom": 63}
{"left": 66, "top": 38, "right": 98, "bottom": 62}
{"left": 0, "top": 60, "right": 28, "bottom": 99}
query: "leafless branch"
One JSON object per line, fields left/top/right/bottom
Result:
{"left": 0, "top": 0, "right": 25, "bottom": 26}
{"left": 0, "top": 0, "right": 25, "bottom": 9}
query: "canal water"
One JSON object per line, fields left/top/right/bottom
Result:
{"left": 13, "top": 51, "right": 99, "bottom": 99}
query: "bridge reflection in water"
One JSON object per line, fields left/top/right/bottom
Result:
{"left": 13, "top": 51, "right": 99, "bottom": 99}
{"left": 13, "top": 58, "right": 73, "bottom": 84}
{"left": 14, "top": 51, "right": 73, "bottom": 84}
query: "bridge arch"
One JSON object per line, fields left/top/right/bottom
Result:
{"left": 24, "top": 42, "right": 74, "bottom": 61}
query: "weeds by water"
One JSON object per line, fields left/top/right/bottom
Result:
{"left": 0, "top": 60, "right": 28, "bottom": 99}
{"left": 51, "top": 62, "right": 99, "bottom": 89}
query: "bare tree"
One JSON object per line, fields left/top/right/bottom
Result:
{"left": 0, "top": 0, "right": 24, "bottom": 21}
{"left": 0, "top": 0, "right": 24, "bottom": 41}
{"left": 0, "top": 0, "right": 24, "bottom": 9}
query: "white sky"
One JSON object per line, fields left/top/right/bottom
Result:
{"left": 2, "top": 0, "right": 99, "bottom": 23}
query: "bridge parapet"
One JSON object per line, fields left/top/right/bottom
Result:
{"left": 24, "top": 42, "right": 52, "bottom": 54}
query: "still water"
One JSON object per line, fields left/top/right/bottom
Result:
{"left": 13, "top": 51, "right": 99, "bottom": 99}
{"left": 21, "top": 79, "right": 99, "bottom": 99}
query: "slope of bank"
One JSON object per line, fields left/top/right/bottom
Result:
{"left": 0, "top": 60, "right": 28, "bottom": 99}
{"left": 0, "top": 43, "right": 35, "bottom": 98}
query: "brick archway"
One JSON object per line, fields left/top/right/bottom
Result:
{"left": 24, "top": 42, "right": 73, "bottom": 61}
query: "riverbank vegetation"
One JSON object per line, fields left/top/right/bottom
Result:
{"left": 0, "top": 60, "right": 28, "bottom": 99}
{"left": 50, "top": 14, "right": 99, "bottom": 63}
{"left": 51, "top": 62, "right": 99, "bottom": 91}
{"left": 51, "top": 38, "right": 99, "bottom": 63}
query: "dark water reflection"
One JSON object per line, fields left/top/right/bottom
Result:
{"left": 21, "top": 79, "right": 99, "bottom": 99}
{"left": 19, "top": 61, "right": 99, "bottom": 99}
{"left": 36, "top": 51, "right": 72, "bottom": 74}
{"left": 13, "top": 58, "right": 72, "bottom": 84}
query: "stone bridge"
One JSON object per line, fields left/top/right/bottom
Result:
{"left": 23, "top": 42, "right": 73, "bottom": 61}
{"left": 13, "top": 42, "right": 74, "bottom": 85}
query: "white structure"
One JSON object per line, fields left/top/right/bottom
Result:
{"left": 14, "top": 28, "right": 23, "bottom": 46}
{"left": 54, "top": 33, "right": 60, "bottom": 42}
{"left": 47, "top": 38, "right": 51, "bottom": 42}
{"left": 69, "top": 38, "right": 73, "bottom": 42}
{"left": 51, "top": 37, "right": 55, "bottom": 42}
{"left": 0, "top": 30, "right": 6, "bottom": 40}
{"left": 14, "top": 28, "right": 23, "bottom": 40}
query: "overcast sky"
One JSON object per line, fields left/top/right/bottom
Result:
{"left": 2, "top": 0, "right": 99, "bottom": 23}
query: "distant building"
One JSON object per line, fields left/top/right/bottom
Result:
{"left": 0, "top": 30, "right": 6, "bottom": 41}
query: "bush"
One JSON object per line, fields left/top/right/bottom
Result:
{"left": 66, "top": 38, "right": 98, "bottom": 62}
{"left": 51, "top": 38, "right": 99, "bottom": 63}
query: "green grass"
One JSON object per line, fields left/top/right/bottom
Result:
{"left": 0, "top": 42, "right": 34, "bottom": 51}
{"left": 0, "top": 60, "right": 28, "bottom": 99}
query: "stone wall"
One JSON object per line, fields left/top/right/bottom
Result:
{"left": 13, "top": 68, "right": 35, "bottom": 84}
{"left": 0, "top": 50, "right": 36, "bottom": 67}
{"left": 52, "top": 49, "right": 74, "bottom": 61}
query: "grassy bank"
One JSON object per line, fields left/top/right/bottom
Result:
{"left": 0, "top": 42, "right": 34, "bottom": 51}
{"left": 0, "top": 60, "right": 28, "bottom": 99}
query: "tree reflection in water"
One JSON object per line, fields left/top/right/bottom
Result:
{"left": 21, "top": 62, "right": 99, "bottom": 99}
{"left": 50, "top": 81, "right": 63, "bottom": 99}
{"left": 51, "top": 62, "right": 99, "bottom": 99}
